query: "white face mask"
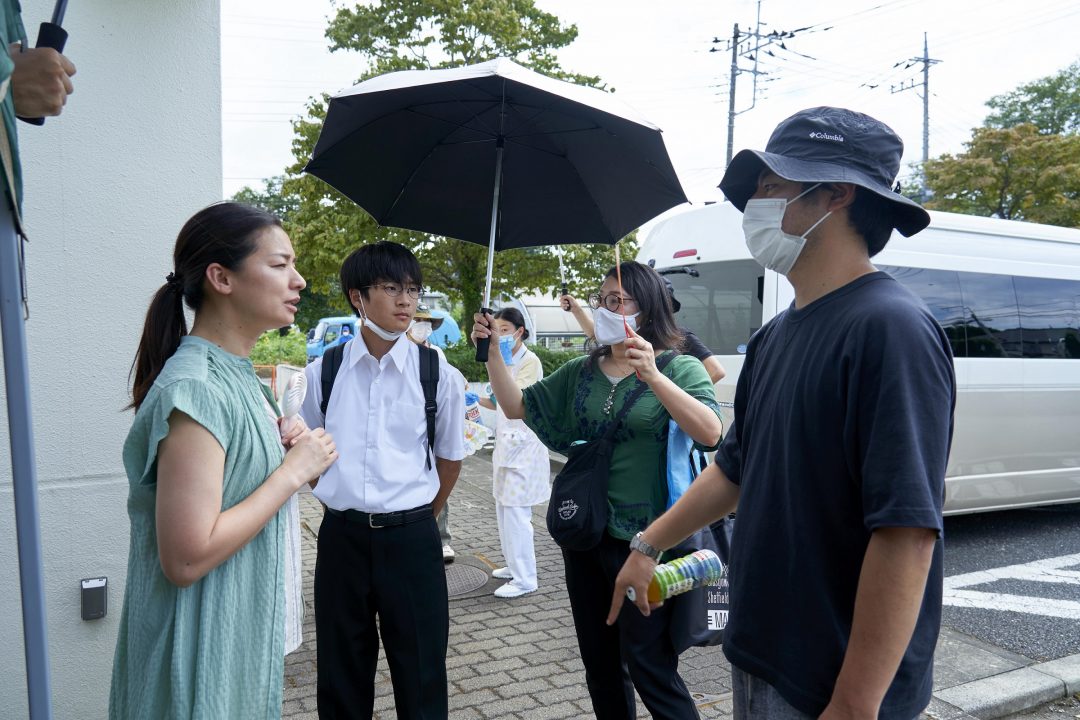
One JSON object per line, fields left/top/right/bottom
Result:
{"left": 592, "top": 307, "right": 639, "bottom": 346}
{"left": 409, "top": 321, "right": 433, "bottom": 343}
{"left": 742, "top": 183, "right": 832, "bottom": 275}
{"left": 357, "top": 296, "right": 405, "bottom": 342}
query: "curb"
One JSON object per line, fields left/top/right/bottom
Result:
{"left": 933, "top": 652, "right": 1080, "bottom": 719}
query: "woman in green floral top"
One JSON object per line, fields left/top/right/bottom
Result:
{"left": 473, "top": 261, "right": 723, "bottom": 719}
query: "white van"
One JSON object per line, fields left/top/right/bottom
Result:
{"left": 640, "top": 202, "right": 1080, "bottom": 515}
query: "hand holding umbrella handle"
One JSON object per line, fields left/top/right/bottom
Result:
{"left": 561, "top": 282, "right": 569, "bottom": 309}
{"left": 18, "top": 22, "right": 69, "bottom": 126}
{"left": 474, "top": 307, "right": 493, "bottom": 362}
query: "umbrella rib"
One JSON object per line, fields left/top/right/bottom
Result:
{"left": 380, "top": 135, "right": 494, "bottom": 224}
{"left": 382, "top": 79, "right": 512, "bottom": 225}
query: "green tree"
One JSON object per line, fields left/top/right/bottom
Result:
{"left": 230, "top": 175, "right": 299, "bottom": 220}
{"left": 984, "top": 61, "right": 1080, "bottom": 135}
{"left": 250, "top": 327, "right": 308, "bottom": 367}
{"left": 923, "top": 124, "right": 1080, "bottom": 226}
{"left": 280, "top": 0, "right": 634, "bottom": 331}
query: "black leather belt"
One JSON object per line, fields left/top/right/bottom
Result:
{"left": 326, "top": 504, "right": 433, "bottom": 529}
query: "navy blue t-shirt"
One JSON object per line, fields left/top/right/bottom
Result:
{"left": 715, "top": 272, "right": 955, "bottom": 719}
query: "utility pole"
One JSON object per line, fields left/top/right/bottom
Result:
{"left": 726, "top": 23, "right": 739, "bottom": 166}
{"left": 920, "top": 32, "right": 932, "bottom": 165}
{"left": 891, "top": 32, "right": 940, "bottom": 196}
{"left": 714, "top": 0, "right": 812, "bottom": 168}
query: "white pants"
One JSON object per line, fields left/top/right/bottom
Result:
{"left": 495, "top": 502, "right": 537, "bottom": 591}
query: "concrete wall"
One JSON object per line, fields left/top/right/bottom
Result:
{"left": 0, "top": 1, "right": 222, "bottom": 716}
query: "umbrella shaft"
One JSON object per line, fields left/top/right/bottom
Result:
{"left": 51, "top": 0, "right": 67, "bottom": 26}
{"left": 0, "top": 205, "right": 54, "bottom": 719}
{"left": 482, "top": 141, "right": 504, "bottom": 308}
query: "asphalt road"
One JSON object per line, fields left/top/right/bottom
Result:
{"left": 942, "top": 502, "right": 1080, "bottom": 661}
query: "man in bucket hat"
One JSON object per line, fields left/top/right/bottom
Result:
{"left": 610, "top": 107, "right": 956, "bottom": 720}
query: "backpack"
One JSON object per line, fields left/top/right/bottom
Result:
{"left": 319, "top": 342, "right": 440, "bottom": 470}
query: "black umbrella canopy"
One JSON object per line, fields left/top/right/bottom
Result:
{"left": 305, "top": 58, "right": 688, "bottom": 250}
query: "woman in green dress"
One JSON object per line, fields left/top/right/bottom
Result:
{"left": 109, "top": 202, "right": 338, "bottom": 719}
{"left": 472, "top": 261, "right": 723, "bottom": 720}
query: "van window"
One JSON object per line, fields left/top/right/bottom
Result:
{"left": 1014, "top": 276, "right": 1080, "bottom": 359}
{"left": 663, "top": 260, "right": 764, "bottom": 355}
{"left": 880, "top": 267, "right": 967, "bottom": 357}
{"left": 958, "top": 273, "right": 1022, "bottom": 358}
{"left": 883, "top": 267, "right": 1080, "bottom": 360}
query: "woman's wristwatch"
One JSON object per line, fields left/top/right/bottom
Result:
{"left": 630, "top": 531, "right": 662, "bottom": 561}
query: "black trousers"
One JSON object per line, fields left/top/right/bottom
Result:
{"left": 315, "top": 509, "right": 449, "bottom": 719}
{"left": 562, "top": 532, "right": 700, "bottom": 720}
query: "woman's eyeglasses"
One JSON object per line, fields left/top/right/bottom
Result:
{"left": 588, "top": 292, "right": 636, "bottom": 312}
{"left": 366, "top": 282, "right": 422, "bottom": 299}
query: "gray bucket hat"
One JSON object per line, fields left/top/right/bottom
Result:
{"left": 718, "top": 106, "right": 931, "bottom": 237}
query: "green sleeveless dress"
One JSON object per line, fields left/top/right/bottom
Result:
{"left": 109, "top": 336, "right": 286, "bottom": 719}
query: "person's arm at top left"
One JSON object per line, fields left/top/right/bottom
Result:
{"left": 431, "top": 364, "right": 466, "bottom": 516}
{"left": 8, "top": 44, "right": 75, "bottom": 117}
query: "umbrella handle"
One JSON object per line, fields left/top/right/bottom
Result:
{"left": 561, "top": 283, "right": 570, "bottom": 311}
{"left": 18, "top": 22, "right": 69, "bottom": 127}
{"left": 474, "top": 307, "right": 493, "bottom": 362}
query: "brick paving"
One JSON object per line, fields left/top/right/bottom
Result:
{"left": 282, "top": 450, "right": 733, "bottom": 719}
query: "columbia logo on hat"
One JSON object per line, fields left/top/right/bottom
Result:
{"left": 808, "top": 131, "right": 844, "bottom": 142}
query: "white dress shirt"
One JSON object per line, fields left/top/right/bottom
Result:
{"left": 300, "top": 333, "right": 466, "bottom": 513}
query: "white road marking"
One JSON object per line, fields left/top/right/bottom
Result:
{"left": 943, "top": 552, "right": 1080, "bottom": 619}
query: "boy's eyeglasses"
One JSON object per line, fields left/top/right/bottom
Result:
{"left": 367, "top": 283, "right": 422, "bottom": 299}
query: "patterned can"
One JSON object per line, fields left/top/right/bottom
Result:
{"left": 626, "top": 549, "right": 725, "bottom": 604}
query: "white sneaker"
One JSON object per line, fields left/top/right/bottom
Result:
{"left": 494, "top": 582, "right": 536, "bottom": 599}
{"left": 442, "top": 545, "right": 455, "bottom": 564}
{"left": 491, "top": 567, "right": 513, "bottom": 580}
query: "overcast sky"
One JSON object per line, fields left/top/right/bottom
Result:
{"left": 222, "top": 0, "right": 1079, "bottom": 210}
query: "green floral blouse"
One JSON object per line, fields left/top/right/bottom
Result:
{"left": 523, "top": 351, "right": 721, "bottom": 540}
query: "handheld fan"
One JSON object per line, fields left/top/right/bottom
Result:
{"left": 280, "top": 372, "right": 308, "bottom": 420}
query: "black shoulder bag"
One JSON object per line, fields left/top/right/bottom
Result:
{"left": 546, "top": 353, "right": 675, "bottom": 552}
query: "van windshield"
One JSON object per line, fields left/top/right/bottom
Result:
{"left": 662, "top": 260, "right": 764, "bottom": 355}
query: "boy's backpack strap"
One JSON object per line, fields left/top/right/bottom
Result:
{"left": 418, "top": 345, "right": 439, "bottom": 471}
{"left": 319, "top": 343, "right": 346, "bottom": 417}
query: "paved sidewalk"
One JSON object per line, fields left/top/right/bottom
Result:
{"left": 282, "top": 451, "right": 1080, "bottom": 719}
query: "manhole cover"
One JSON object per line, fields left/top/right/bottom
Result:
{"left": 446, "top": 564, "right": 489, "bottom": 596}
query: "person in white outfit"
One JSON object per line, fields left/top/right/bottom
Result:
{"left": 479, "top": 307, "right": 550, "bottom": 598}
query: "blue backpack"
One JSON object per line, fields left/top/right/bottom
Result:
{"left": 665, "top": 420, "right": 710, "bottom": 509}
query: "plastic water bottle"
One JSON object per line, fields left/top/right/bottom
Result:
{"left": 626, "top": 549, "right": 725, "bottom": 604}
{"left": 464, "top": 391, "right": 481, "bottom": 423}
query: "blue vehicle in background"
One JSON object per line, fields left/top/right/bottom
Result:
{"left": 306, "top": 316, "right": 358, "bottom": 363}
{"left": 306, "top": 308, "right": 462, "bottom": 364}
{"left": 425, "top": 307, "right": 462, "bottom": 348}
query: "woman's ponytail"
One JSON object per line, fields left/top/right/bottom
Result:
{"left": 128, "top": 278, "right": 188, "bottom": 410}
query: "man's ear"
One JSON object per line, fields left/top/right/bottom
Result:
{"left": 348, "top": 288, "right": 364, "bottom": 313}
{"left": 825, "top": 183, "right": 857, "bottom": 212}
{"left": 205, "top": 263, "right": 233, "bottom": 295}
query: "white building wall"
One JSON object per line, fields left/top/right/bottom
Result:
{"left": 0, "top": 1, "right": 222, "bottom": 716}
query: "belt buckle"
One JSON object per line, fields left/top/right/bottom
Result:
{"left": 368, "top": 512, "right": 385, "bottom": 529}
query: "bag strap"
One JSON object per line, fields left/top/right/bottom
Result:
{"left": 418, "top": 344, "right": 439, "bottom": 471}
{"left": 319, "top": 342, "right": 346, "bottom": 417}
{"left": 605, "top": 351, "right": 678, "bottom": 438}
